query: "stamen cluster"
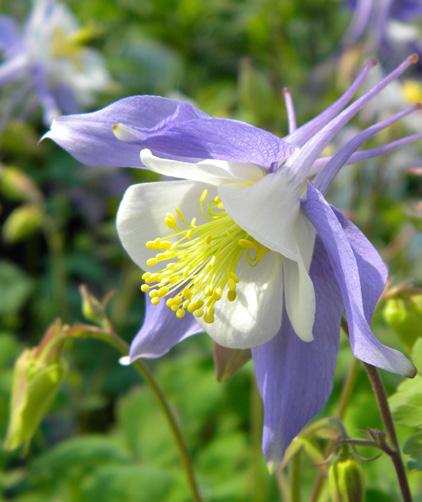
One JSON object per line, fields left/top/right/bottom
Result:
{"left": 141, "top": 190, "right": 268, "bottom": 323}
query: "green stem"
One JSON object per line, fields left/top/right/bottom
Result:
{"left": 362, "top": 363, "right": 412, "bottom": 502}
{"left": 310, "top": 356, "right": 360, "bottom": 501}
{"left": 290, "top": 449, "right": 302, "bottom": 502}
{"left": 90, "top": 330, "right": 203, "bottom": 502}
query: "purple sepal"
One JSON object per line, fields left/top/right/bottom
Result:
{"left": 302, "top": 183, "right": 415, "bottom": 377}
{"left": 44, "top": 96, "right": 207, "bottom": 167}
{"left": 252, "top": 238, "right": 342, "bottom": 466}
{"left": 129, "top": 296, "right": 203, "bottom": 361}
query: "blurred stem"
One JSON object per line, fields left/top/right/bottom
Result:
{"left": 251, "top": 375, "right": 266, "bottom": 502}
{"left": 91, "top": 329, "right": 203, "bottom": 502}
{"left": 363, "top": 363, "right": 412, "bottom": 502}
{"left": 44, "top": 222, "right": 68, "bottom": 319}
{"left": 290, "top": 449, "right": 302, "bottom": 502}
{"left": 310, "top": 352, "right": 360, "bottom": 501}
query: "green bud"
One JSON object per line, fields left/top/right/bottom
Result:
{"left": 4, "top": 320, "right": 66, "bottom": 452}
{"left": 79, "top": 285, "right": 110, "bottom": 327}
{"left": 328, "top": 450, "right": 365, "bottom": 502}
{"left": 3, "top": 204, "right": 44, "bottom": 243}
{"left": 0, "top": 166, "right": 42, "bottom": 203}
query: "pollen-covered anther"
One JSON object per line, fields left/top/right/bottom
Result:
{"left": 141, "top": 190, "right": 268, "bottom": 321}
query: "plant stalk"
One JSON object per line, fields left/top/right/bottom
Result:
{"left": 91, "top": 330, "right": 203, "bottom": 502}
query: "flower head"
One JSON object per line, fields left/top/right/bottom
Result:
{"left": 344, "top": 0, "right": 422, "bottom": 52}
{"left": 45, "top": 55, "right": 420, "bottom": 467}
{"left": 0, "top": 0, "right": 110, "bottom": 125}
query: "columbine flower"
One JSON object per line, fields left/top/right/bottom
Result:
{"left": 0, "top": 0, "right": 110, "bottom": 125}
{"left": 344, "top": 0, "right": 422, "bottom": 54}
{"left": 45, "top": 56, "right": 421, "bottom": 467}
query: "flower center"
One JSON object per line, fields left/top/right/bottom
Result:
{"left": 50, "top": 27, "right": 94, "bottom": 63}
{"left": 141, "top": 189, "right": 268, "bottom": 323}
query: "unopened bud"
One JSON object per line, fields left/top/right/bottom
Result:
{"left": 4, "top": 320, "right": 66, "bottom": 452}
{"left": 3, "top": 204, "right": 44, "bottom": 243}
{"left": 0, "top": 166, "right": 42, "bottom": 203}
{"left": 328, "top": 449, "right": 365, "bottom": 502}
{"left": 79, "top": 285, "right": 111, "bottom": 327}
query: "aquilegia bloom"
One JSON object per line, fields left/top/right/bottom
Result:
{"left": 0, "top": 0, "right": 110, "bottom": 125}
{"left": 344, "top": 0, "right": 422, "bottom": 53}
{"left": 45, "top": 56, "right": 421, "bottom": 467}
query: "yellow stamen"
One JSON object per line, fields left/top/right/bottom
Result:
{"left": 141, "top": 191, "right": 268, "bottom": 322}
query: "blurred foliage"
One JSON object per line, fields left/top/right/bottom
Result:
{"left": 0, "top": 0, "right": 421, "bottom": 500}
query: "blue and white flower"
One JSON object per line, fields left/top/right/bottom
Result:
{"left": 45, "top": 55, "right": 420, "bottom": 467}
{"left": 0, "top": 0, "right": 110, "bottom": 125}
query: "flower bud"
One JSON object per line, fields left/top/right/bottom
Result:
{"left": 328, "top": 449, "right": 365, "bottom": 502}
{"left": 79, "top": 285, "right": 111, "bottom": 327}
{"left": 3, "top": 204, "right": 44, "bottom": 243}
{"left": 4, "top": 320, "right": 66, "bottom": 452}
{"left": 0, "top": 166, "right": 42, "bottom": 203}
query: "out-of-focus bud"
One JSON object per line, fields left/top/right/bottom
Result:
{"left": 0, "top": 166, "right": 42, "bottom": 203}
{"left": 328, "top": 448, "right": 365, "bottom": 502}
{"left": 3, "top": 204, "right": 44, "bottom": 243}
{"left": 79, "top": 285, "right": 112, "bottom": 327}
{"left": 213, "top": 343, "right": 251, "bottom": 382}
{"left": 4, "top": 320, "right": 66, "bottom": 452}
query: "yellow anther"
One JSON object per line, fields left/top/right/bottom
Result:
{"left": 149, "top": 290, "right": 159, "bottom": 298}
{"left": 171, "top": 304, "right": 178, "bottom": 312}
{"left": 164, "top": 213, "right": 177, "bottom": 229}
{"left": 175, "top": 208, "right": 187, "bottom": 224}
{"left": 200, "top": 189, "right": 208, "bottom": 203}
{"left": 146, "top": 258, "right": 158, "bottom": 267}
{"left": 140, "top": 284, "right": 150, "bottom": 293}
{"left": 217, "top": 203, "right": 224, "bottom": 210}
{"left": 183, "top": 299, "right": 190, "bottom": 309}
{"left": 213, "top": 287, "right": 222, "bottom": 300}
{"left": 176, "top": 308, "right": 186, "bottom": 319}
{"left": 145, "top": 240, "right": 157, "bottom": 249}
{"left": 157, "top": 240, "right": 172, "bottom": 250}
{"left": 227, "top": 290, "right": 237, "bottom": 302}
{"left": 158, "top": 287, "right": 169, "bottom": 297}
{"left": 204, "top": 309, "right": 214, "bottom": 324}
{"left": 166, "top": 298, "right": 174, "bottom": 308}
{"left": 238, "top": 238, "right": 255, "bottom": 249}
{"left": 214, "top": 195, "right": 221, "bottom": 204}
{"left": 151, "top": 297, "right": 161, "bottom": 305}
{"left": 194, "top": 308, "right": 204, "bottom": 318}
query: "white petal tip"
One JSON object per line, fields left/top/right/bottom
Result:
{"left": 119, "top": 355, "right": 131, "bottom": 366}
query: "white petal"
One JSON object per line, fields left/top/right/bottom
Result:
{"left": 116, "top": 180, "right": 214, "bottom": 269}
{"left": 283, "top": 258, "right": 315, "bottom": 342}
{"left": 140, "top": 149, "right": 265, "bottom": 186}
{"left": 198, "top": 252, "right": 284, "bottom": 349}
{"left": 218, "top": 169, "right": 302, "bottom": 260}
{"left": 283, "top": 212, "right": 316, "bottom": 341}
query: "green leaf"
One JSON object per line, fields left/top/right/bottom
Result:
{"left": 403, "top": 432, "right": 422, "bottom": 470}
{"left": 389, "top": 339, "right": 422, "bottom": 429}
{"left": 29, "top": 436, "right": 130, "bottom": 487}
{"left": 0, "top": 261, "right": 33, "bottom": 318}
{"left": 383, "top": 295, "right": 422, "bottom": 349}
{"left": 81, "top": 464, "right": 177, "bottom": 502}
